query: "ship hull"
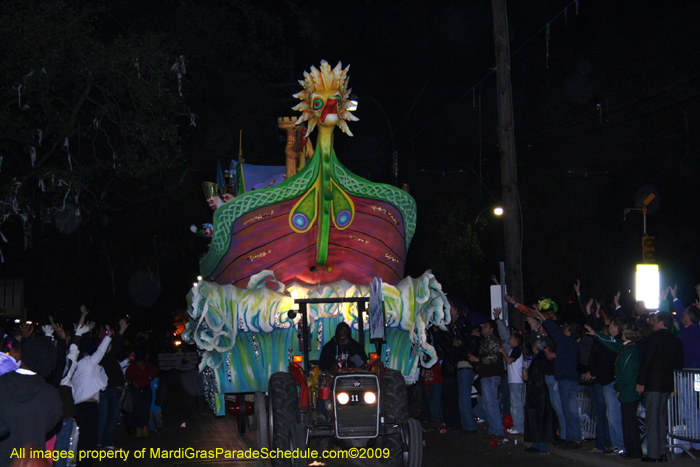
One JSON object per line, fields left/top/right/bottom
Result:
{"left": 200, "top": 152, "right": 416, "bottom": 287}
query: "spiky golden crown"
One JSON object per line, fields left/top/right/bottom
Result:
{"left": 292, "top": 60, "right": 358, "bottom": 136}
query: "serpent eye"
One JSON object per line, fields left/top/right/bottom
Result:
{"left": 312, "top": 98, "right": 324, "bottom": 110}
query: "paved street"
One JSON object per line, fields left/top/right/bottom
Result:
{"left": 99, "top": 371, "right": 699, "bottom": 467}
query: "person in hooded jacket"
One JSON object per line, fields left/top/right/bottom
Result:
{"left": 0, "top": 337, "right": 62, "bottom": 467}
{"left": 318, "top": 322, "right": 367, "bottom": 370}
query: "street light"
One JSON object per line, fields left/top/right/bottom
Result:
{"left": 624, "top": 192, "right": 659, "bottom": 307}
{"left": 636, "top": 264, "right": 659, "bottom": 310}
{"left": 475, "top": 206, "right": 504, "bottom": 224}
{"left": 348, "top": 94, "right": 398, "bottom": 187}
{"left": 469, "top": 206, "right": 504, "bottom": 294}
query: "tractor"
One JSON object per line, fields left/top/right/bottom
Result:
{"left": 254, "top": 297, "right": 423, "bottom": 467}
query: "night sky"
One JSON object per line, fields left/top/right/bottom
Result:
{"left": 1, "top": 0, "right": 698, "bottom": 328}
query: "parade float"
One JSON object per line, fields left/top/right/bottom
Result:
{"left": 183, "top": 61, "right": 450, "bottom": 416}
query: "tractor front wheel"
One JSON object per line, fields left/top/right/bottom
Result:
{"left": 268, "top": 372, "right": 307, "bottom": 467}
{"left": 378, "top": 369, "right": 409, "bottom": 464}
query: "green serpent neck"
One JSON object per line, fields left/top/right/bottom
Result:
{"left": 314, "top": 125, "right": 335, "bottom": 265}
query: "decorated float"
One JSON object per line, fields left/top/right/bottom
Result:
{"left": 183, "top": 61, "right": 450, "bottom": 415}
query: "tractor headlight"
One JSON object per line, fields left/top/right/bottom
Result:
{"left": 364, "top": 391, "right": 377, "bottom": 404}
{"left": 337, "top": 392, "right": 350, "bottom": 405}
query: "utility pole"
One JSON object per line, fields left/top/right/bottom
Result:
{"left": 492, "top": 0, "right": 523, "bottom": 328}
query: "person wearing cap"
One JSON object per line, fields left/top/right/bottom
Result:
{"left": 468, "top": 318, "right": 505, "bottom": 439}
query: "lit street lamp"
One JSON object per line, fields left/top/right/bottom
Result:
{"left": 469, "top": 206, "right": 504, "bottom": 297}
{"left": 475, "top": 206, "right": 504, "bottom": 224}
{"left": 624, "top": 192, "right": 659, "bottom": 308}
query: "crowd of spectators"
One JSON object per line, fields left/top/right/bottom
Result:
{"left": 418, "top": 280, "right": 700, "bottom": 462}
{"left": 0, "top": 307, "right": 165, "bottom": 467}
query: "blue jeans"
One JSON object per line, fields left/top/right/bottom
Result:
{"left": 429, "top": 383, "right": 443, "bottom": 423}
{"left": 54, "top": 418, "right": 73, "bottom": 467}
{"left": 545, "top": 375, "right": 566, "bottom": 440}
{"left": 98, "top": 387, "right": 122, "bottom": 446}
{"left": 603, "top": 382, "right": 624, "bottom": 449}
{"left": 592, "top": 384, "right": 611, "bottom": 450}
{"left": 473, "top": 396, "right": 486, "bottom": 419}
{"left": 129, "top": 386, "right": 153, "bottom": 428}
{"left": 457, "top": 369, "right": 476, "bottom": 431}
{"left": 558, "top": 380, "right": 582, "bottom": 442}
{"left": 149, "top": 410, "right": 162, "bottom": 432}
{"left": 509, "top": 382, "right": 525, "bottom": 432}
{"left": 482, "top": 376, "right": 502, "bottom": 436}
{"left": 501, "top": 376, "right": 511, "bottom": 416}
{"left": 532, "top": 442, "right": 548, "bottom": 452}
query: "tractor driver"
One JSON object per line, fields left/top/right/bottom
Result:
{"left": 318, "top": 322, "right": 367, "bottom": 370}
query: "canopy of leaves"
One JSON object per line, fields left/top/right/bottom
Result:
{"left": 0, "top": 0, "right": 189, "bottom": 246}
{"left": 0, "top": 0, "right": 319, "bottom": 316}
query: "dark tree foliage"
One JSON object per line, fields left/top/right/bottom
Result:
{"left": 0, "top": 0, "right": 319, "bottom": 316}
{"left": 0, "top": 0, "right": 189, "bottom": 247}
{"left": 409, "top": 196, "right": 487, "bottom": 299}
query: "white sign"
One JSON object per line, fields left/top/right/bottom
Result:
{"left": 158, "top": 352, "right": 199, "bottom": 371}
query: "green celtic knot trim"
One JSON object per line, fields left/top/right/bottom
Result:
{"left": 331, "top": 156, "right": 417, "bottom": 248}
{"left": 200, "top": 161, "right": 319, "bottom": 277}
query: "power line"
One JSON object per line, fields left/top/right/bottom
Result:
{"left": 527, "top": 72, "right": 700, "bottom": 144}
{"left": 529, "top": 93, "right": 700, "bottom": 146}
{"left": 394, "top": 0, "right": 581, "bottom": 153}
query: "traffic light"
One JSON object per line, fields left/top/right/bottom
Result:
{"left": 642, "top": 236, "right": 655, "bottom": 263}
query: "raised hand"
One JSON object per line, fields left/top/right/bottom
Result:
{"left": 614, "top": 291, "right": 621, "bottom": 308}
{"left": 119, "top": 318, "right": 130, "bottom": 335}
{"left": 41, "top": 324, "right": 54, "bottom": 337}
{"left": 20, "top": 323, "right": 34, "bottom": 339}
{"left": 661, "top": 287, "right": 669, "bottom": 301}
{"left": 491, "top": 274, "right": 500, "bottom": 285}
{"left": 493, "top": 307, "right": 502, "bottom": 319}
{"left": 504, "top": 295, "right": 516, "bottom": 305}
{"left": 53, "top": 323, "right": 66, "bottom": 340}
{"left": 670, "top": 284, "right": 678, "bottom": 300}
{"left": 532, "top": 308, "right": 546, "bottom": 321}
{"left": 78, "top": 305, "right": 89, "bottom": 326}
{"left": 585, "top": 298, "right": 594, "bottom": 315}
{"left": 574, "top": 279, "right": 581, "bottom": 296}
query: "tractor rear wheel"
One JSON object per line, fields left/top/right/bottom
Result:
{"left": 254, "top": 391, "right": 269, "bottom": 449}
{"left": 401, "top": 418, "right": 422, "bottom": 467}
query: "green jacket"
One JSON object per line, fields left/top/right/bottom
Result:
{"left": 593, "top": 333, "right": 641, "bottom": 403}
